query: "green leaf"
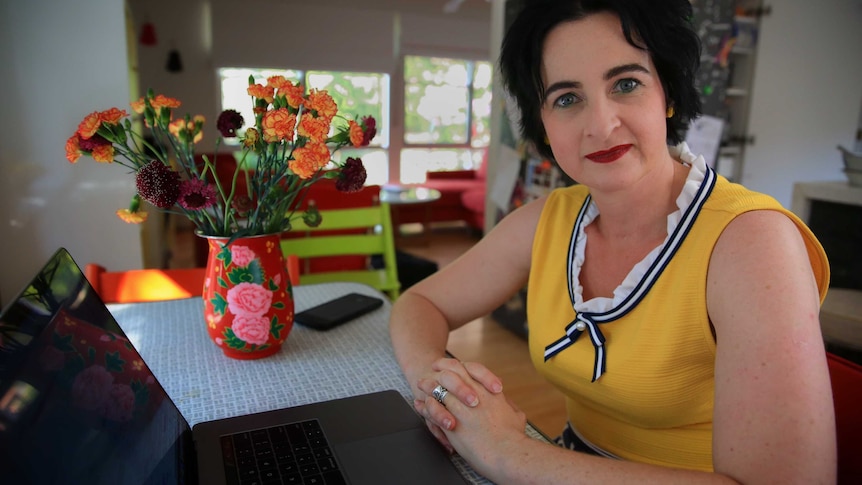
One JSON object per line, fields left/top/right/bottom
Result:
{"left": 247, "top": 260, "right": 264, "bottom": 283}
{"left": 131, "top": 379, "right": 150, "bottom": 409}
{"left": 227, "top": 261, "right": 263, "bottom": 285}
{"left": 52, "top": 332, "right": 75, "bottom": 352}
{"left": 211, "top": 293, "right": 228, "bottom": 315}
{"left": 104, "top": 350, "right": 126, "bottom": 373}
{"left": 270, "top": 315, "right": 284, "bottom": 339}
{"left": 216, "top": 244, "right": 233, "bottom": 267}
{"left": 224, "top": 328, "right": 247, "bottom": 350}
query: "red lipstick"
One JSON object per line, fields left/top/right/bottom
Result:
{"left": 585, "top": 144, "right": 632, "bottom": 163}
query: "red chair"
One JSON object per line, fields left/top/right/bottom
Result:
{"left": 85, "top": 257, "right": 300, "bottom": 304}
{"left": 826, "top": 351, "right": 862, "bottom": 484}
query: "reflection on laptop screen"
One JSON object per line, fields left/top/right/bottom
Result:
{"left": 0, "top": 249, "right": 193, "bottom": 484}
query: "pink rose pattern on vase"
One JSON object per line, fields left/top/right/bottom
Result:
{"left": 202, "top": 233, "right": 294, "bottom": 359}
{"left": 37, "top": 310, "right": 162, "bottom": 424}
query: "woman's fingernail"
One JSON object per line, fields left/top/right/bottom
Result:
{"left": 443, "top": 419, "right": 453, "bottom": 430}
{"left": 468, "top": 395, "right": 479, "bottom": 407}
{"left": 493, "top": 382, "right": 503, "bottom": 393}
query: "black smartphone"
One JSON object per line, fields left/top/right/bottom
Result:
{"left": 295, "top": 292, "right": 384, "bottom": 331}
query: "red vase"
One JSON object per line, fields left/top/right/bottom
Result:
{"left": 201, "top": 233, "right": 294, "bottom": 359}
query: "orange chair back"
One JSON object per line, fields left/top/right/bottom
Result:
{"left": 827, "top": 351, "right": 862, "bottom": 484}
{"left": 85, "top": 256, "right": 300, "bottom": 304}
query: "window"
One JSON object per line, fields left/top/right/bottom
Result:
{"left": 400, "top": 56, "right": 492, "bottom": 183}
{"left": 218, "top": 68, "right": 390, "bottom": 186}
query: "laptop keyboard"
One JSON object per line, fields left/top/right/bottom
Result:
{"left": 221, "top": 419, "right": 347, "bottom": 485}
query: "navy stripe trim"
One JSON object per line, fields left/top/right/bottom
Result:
{"left": 544, "top": 166, "right": 718, "bottom": 381}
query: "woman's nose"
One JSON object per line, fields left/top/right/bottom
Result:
{"left": 583, "top": 99, "right": 620, "bottom": 139}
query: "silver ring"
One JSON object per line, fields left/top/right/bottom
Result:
{"left": 431, "top": 384, "right": 449, "bottom": 406}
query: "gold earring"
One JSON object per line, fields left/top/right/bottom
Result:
{"left": 544, "top": 135, "right": 550, "bottom": 145}
{"left": 666, "top": 106, "right": 675, "bottom": 118}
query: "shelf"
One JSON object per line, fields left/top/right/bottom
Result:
{"left": 719, "top": 146, "right": 742, "bottom": 156}
{"left": 725, "top": 87, "right": 748, "bottom": 97}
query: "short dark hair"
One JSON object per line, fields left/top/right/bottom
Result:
{"left": 499, "top": 0, "right": 702, "bottom": 160}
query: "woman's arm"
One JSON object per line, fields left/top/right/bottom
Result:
{"left": 389, "top": 198, "right": 544, "bottom": 436}
{"left": 414, "top": 210, "right": 835, "bottom": 484}
{"left": 708, "top": 210, "right": 835, "bottom": 483}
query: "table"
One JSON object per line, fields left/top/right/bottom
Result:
{"left": 107, "top": 282, "right": 549, "bottom": 484}
{"left": 380, "top": 185, "right": 442, "bottom": 243}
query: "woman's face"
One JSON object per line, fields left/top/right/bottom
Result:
{"left": 540, "top": 12, "right": 671, "bottom": 192}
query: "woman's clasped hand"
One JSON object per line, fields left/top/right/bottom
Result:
{"left": 414, "top": 358, "right": 528, "bottom": 476}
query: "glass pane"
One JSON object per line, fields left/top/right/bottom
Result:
{"left": 471, "top": 61, "right": 494, "bottom": 147}
{"left": 331, "top": 148, "right": 389, "bottom": 187}
{"left": 307, "top": 71, "right": 389, "bottom": 147}
{"left": 400, "top": 148, "right": 485, "bottom": 184}
{"left": 404, "top": 56, "right": 469, "bottom": 144}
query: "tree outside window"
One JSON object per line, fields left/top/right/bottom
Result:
{"left": 401, "top": 56, "right": 492, "bottom": 183}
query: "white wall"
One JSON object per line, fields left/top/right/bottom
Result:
{"left": 741, "top": 0, "right": 862, "bottom": 207}
{"left": 0, "top": 0, "right": 136, "bottom": 306}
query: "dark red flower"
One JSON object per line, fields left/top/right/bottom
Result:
{"left": 360, "top": 115, "right": 377, "bottom": 146}
{"left": 178, "top": 178, "right": 217, "bottom": 210}
{"left": 216, "top": 109, "right": 244, "bottom": 138}
{"left": 78, "top": 133, "right": 111, "bottom": 152}
{"left": 231, "top": 195, "right": 255, "bottom": 216}
{"left": 135, "top": 160, "right": 180, "bottom": 209}
{"left": 335, "top": 157, "right": 367, "bottom": 193}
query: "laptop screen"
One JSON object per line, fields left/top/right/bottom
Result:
{"left": 0, "top": 249, "right": 194, "bottom": 484}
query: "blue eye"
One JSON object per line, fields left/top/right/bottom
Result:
{"left": 553, "top": 93, "right": 578, "bottom": 108}
{"left": 615, "top": 78, "right": 641, "bottom": 93}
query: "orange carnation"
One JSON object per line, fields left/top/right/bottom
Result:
{"left": 348, "top": 120, "right": 364, "bottom": 147}
{"left": 290, "top": 141, "right": 330, "bottom": 179}
{"left": 266, "top": 75, "right": 291, "bottom": 90}
{"left": 279, "top": 82, "right": 305, "bottom": 110}
{"left": 261, "top": 108, "right": 296, "bottom": 143}
{"left": 305, "top": 89, "right": 337, "bottom": 122}
{"left": 65, "top": 134, "right": 82, "bottom": 163}
{"left": 151, "top": 94, "right": 181, "bottom": 110}
{"left": 243, "top": 127, "right": 260, "bottom": 148}
{"left": 298, "top": 115, "right": 331, "bottom": 143}
{"left": 130, "top": 97, "right": 146, "bottom": 114}
{"left": 77, "top": 112, "right": 102, "bottom": 139}
{"left": 99, "top": 107, "right": 127, "bottom": 125}
{"left": 248, "top": 84, "right": 275, "bottom": 104}
{"left": 116, "top": 208, "right": 148, "bottom": 224}
{"left": 91, "top": 144, "right": 114, "bottom": 163}
{"left": 168, "top": 119, "right": 185, "bottom": 138}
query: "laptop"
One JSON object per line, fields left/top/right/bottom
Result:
{"left": 0, "top": 248, "right": 468, "bottom": 485}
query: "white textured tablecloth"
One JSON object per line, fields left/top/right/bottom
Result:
{"left": 107, "top": 282, "right": 546, "bottom": 484}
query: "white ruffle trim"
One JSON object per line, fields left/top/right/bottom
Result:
{"left": 571, "top": 142, "right": 708, "bottom": 312}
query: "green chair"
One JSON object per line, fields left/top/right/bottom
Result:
{"left": 280, "top": 203, "right": 400, "bottom": 300}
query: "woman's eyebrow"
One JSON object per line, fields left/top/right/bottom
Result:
{"left": 604, "top": 63, "right": 649, "bottom": 80}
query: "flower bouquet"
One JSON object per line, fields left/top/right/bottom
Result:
{"left": 65, "top": 76, "right": 376, "bottom": 237}
{"left": 65, "top": 76, "right": 377, "bottom": 359}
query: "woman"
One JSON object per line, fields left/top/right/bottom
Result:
{"left": 389, "top": 0, "right": 836, "bottom": 483}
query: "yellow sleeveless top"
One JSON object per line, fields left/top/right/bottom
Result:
{"left": 527, "top": 154, "right": 829, "bottom": 471}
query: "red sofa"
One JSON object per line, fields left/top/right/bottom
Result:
{"left": 391, "top": 155, "right": 486, "bottom": 231}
